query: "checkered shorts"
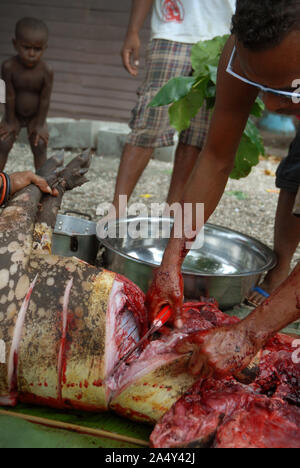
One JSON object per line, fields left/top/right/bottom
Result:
{"left": 127, "top": 39, "right": 210, "bottom": 149}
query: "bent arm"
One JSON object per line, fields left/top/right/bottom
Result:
{"left": 127, "top": 0, "right": 154, "bottom": 35}
{"left": 122, "top": 0, "right": 154, "bottom": 76}
{"left": 242, "top": 262, "right": 300, "bottom": 347}
{"left": 162, "top": 37, "right": 259, "bottom": 271}
{"left": 36, "top": 66, "right": 54, "bottom": 127}
{"left": 147, "top": 37, "right": 259, "bottom": 324}
{"left": 177, "top": 262, "right": 300, "bottom": 377}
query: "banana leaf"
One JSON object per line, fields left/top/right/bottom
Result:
{"left": 0, "top": 404, "right": 152, "bottom": 448}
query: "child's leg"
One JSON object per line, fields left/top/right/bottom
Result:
{"left": 0, "top": 119, "right": 21, "bottom": 171}
{"left": 28, "top": 124, "right": 48, "bottom": 171}
{"left": 0, "top": 134, "right": 17, "bottom": 171}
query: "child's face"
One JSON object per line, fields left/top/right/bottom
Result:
{"left": 13, "top": 32, "right": 47, "bottom": 69}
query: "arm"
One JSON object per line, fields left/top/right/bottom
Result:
{"left": 0, "top": 61, "right": 18, "bottom": 140}
{"left": 29, "top": 65, "right": 54, "bottom": 146}
{"left": 177, "top": 262, "right": 300, "bottom": 377}
{"left": 122, "top": 0, "right": 154, "bottom": 76}
{"left": 0, "top": 171, "right": 57, "bottom": 198}
{"left": 146, "top": 37, "right": 259, "bottom": 325}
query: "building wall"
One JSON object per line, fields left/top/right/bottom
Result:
{"left": 0, "top": 0, "right": 150, "bottom": 122}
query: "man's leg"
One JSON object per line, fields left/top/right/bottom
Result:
{"left": 166, "top": 143, "right": 200, "bottom": 205}
{"left": 249, "top": 189, "right": 300, "bottom": 304}
{"left": 112, "top": 144, "right": 154, "bottom": 217}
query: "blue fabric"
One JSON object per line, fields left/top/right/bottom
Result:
{"left": 252, "top": 287, "right": 270, "bottom": 298}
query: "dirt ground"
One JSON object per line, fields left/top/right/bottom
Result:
{"left": 4, "top": 142, "right": 300, "bottom": 272}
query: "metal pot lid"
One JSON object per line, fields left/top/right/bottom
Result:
{"left": 98, "top": 217, "right": 277, "bottom": 278}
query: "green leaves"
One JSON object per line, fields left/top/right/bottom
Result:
{"left": 230, "top": 119, "right": 264, "bottom": 180}
{"left": 191, "top": 35, "right": 229, "bottom": 75}
{"left": 169, "top": 88, "right": 206, "bottom": 132}
{"left": 150, "top": 35, "right": 266, "bottom": 180}
{"left": 150, "top": 76, "right": 196, "bottom": 107}
{"left": 230, "top": 134, "right": 259, "bottom": 179}
{"left": 250, "top": 97, "right": 265, "bottom": 118}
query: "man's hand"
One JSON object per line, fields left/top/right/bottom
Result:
{"left": 146, "top": 265, "right": 184, "bottom": 328}
{"left": 0, "top": 121, "right": 18, "bottom": 141}
{"left": 176, "top": 324, "right": 259, "bottom": 378}
{"left": 10, "top": 171, "right": 58, "bottom": 196}
{"left": 121, "top": 31, "right": 141, "bottom": 77}
{"left": 28, "top": 122, "right": 49, "bottom": 147}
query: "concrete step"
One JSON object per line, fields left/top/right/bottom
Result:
{"left": 16, "top": 117, "right": 176, "bottom": 163}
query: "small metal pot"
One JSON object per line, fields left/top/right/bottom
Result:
{"left": 52, "top": 211, "right": 99, "bottom": 265}
{"left": 98, "top": 218, "right": 277, "bottom": 310}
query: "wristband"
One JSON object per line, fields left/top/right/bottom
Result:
{"left": 0, "top": 173, "right": 7, "bottom": 206}
{"left": 3, "top": 172, "right": 11, "bottom": 206}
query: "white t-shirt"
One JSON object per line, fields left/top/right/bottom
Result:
{"left": 151, "top": 0, "right": 236, "bottom": 44}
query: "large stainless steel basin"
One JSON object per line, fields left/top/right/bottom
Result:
{"left": 98, "top": 218, "right": 277, "bottom": 310}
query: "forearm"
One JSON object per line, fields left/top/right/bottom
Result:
{"left": 36, "top": 97, "right": 50, "bottom": 126}
{"left": 5, "top": 98, "right": 16, "bottom": 124}
{"left": 36, "top": 70, "right": 53, "bottom": 127}
{"left": 162, "top": 150, "right": 234, "bottom": 268}
{"left": 126, "top": 0, "right": 154, "bottom": 35}
{"left": 241, "top": 262, "right": 300, "bottom": 347}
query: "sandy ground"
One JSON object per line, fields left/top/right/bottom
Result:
{"left": 5, "top": 143, "right": 300, "bottom": 273}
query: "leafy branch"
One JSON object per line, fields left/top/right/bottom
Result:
{"left": 150, "top": 35, "right": 265, "bottom": 179}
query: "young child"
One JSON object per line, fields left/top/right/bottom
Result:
{"left": 0, "top": 17, "right": 53, "bottom": 171}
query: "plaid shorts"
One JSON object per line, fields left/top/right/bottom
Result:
{"left": 127, "top": 39, "right": 210, "bottom": 149}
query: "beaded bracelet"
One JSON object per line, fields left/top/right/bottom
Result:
{"left": 0, "top": 172, "right": 11, "bottom": 207}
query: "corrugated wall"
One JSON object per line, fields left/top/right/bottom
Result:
{"left": 0, "top": 0, "right": 150, "bottom": 122}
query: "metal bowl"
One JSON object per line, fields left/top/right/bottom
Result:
{"left": 98, "top": 218, "right": 277, "bottom": 310}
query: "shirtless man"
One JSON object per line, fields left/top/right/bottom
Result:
{"left": 0, "top": 17, "right": 53, "bottom": 171}
{"left": 146, "top": 0, "right": 300, "bottom": 377}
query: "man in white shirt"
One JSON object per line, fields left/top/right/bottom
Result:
{"left": 113, "top": 0, "right": 236, "bottom": 216}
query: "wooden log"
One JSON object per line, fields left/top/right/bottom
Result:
{"left": 32, "top": 151, "right": 92, "bottom": 254}
{"left": 0, "top": 154, "right": 65, "bottom": 402}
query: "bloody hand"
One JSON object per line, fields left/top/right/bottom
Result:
{"left": 146, "top": 265, "right": 184, "bottom": 328}
{"left": 176, "top": 323, "right": 259, "bottom": 378}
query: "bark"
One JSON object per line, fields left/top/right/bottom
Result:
{"left": 32, "top": 150, "right": 92, "bottom": 254}
{"left": 0, "top": 154, "right": 65, "bottom": 400}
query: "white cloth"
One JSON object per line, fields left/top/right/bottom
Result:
{"left": 151, "top": 0, "right": 236, "bottom": 44}
{"left": 0, "top": 80, "right": 5, "bottom": 104}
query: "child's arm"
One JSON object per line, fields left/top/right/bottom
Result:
{"left": 0, "top": 61, "right": 18, "bottom": 140}
{"left": 29, "top": 64, "right": 54, "bottom": 146}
